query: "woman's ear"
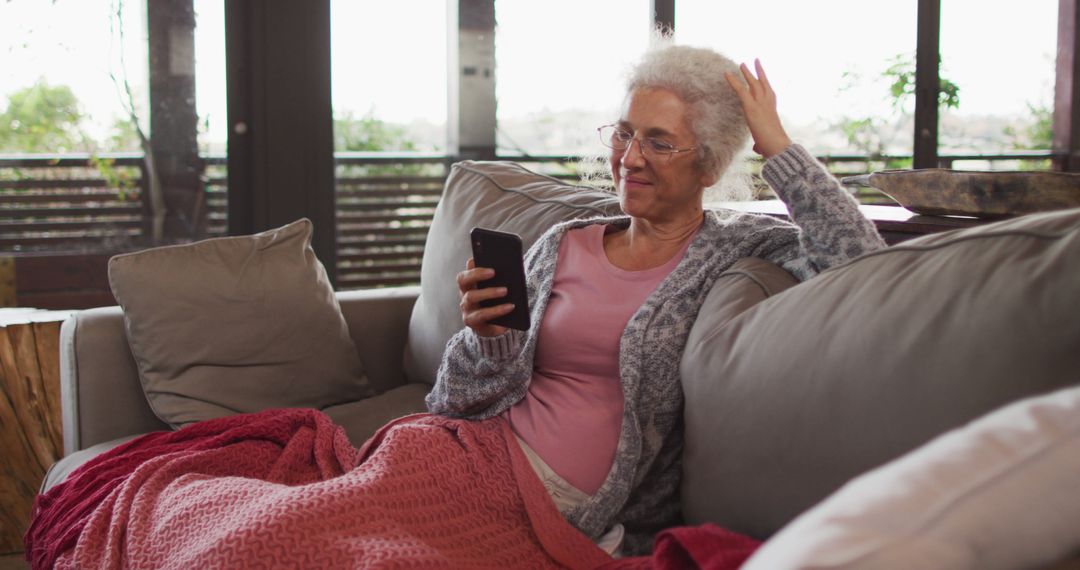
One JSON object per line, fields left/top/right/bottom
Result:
{"left": 700, "top": 169, "right": 719, "bottom": 189}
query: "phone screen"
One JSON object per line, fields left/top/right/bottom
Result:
{"left": 470, "top": 227, "right": 531, "bottom": 331}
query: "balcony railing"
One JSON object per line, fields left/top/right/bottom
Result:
{"left": 0, "top": 149, "right": 1062, "bottom": 303}
{"left": 332, "top": 154, "right": 448, "bottom": 289}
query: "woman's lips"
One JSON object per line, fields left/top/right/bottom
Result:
{"left": 622, "top": 176, "right": 652, "bottom": 190}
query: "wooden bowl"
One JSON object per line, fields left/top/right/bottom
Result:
{"left": 841, "top": 169, "right": 1080, "bottom": 218}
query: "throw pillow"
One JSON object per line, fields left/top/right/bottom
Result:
{"left": 108, "top": 218, "right": 373, "bottom": 428}
{"left": 742, "top": 384, "right": 1080, "bottom": 570}
{"left": 403, "top": 160, "right": 622, "bottom": 385}
{"left": 680, "top": 207, "right": 1080, "bottom": 538}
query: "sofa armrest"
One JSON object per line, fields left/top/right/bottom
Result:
{"left": 336, "top": 285, "right": 420, "bottom": 395}
{"left": 60, "top": 307, "right": 169, "bottom": 455}
{"left": 59, "top": 286, "right": 421, "bottom": 456}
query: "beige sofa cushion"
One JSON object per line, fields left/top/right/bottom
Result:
{"left": 403, "top": 161, "right": 621, "bottom": 385}
{"left": 680, "top": 207, "right": 1080, "bottom": 539}
{"left": 682, "top": 257, "right": 799, "bottom": 348}
{"left": 41, "top": 434, "right": 142, "bottom": 494}
{"left": 109, "top": 219, "right": 373, "bottom": 428}
{"left": 321, "top": 383, "right": 431, "bottom": 447}
{"left": 743, "top": 384, "right": 1080, "bottom": 570}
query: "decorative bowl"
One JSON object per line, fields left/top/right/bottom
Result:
{"left": 840, "top": 169, "right": 1080, "bottom": 218}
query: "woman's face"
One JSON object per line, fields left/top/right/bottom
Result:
{"left": 609, "top": 87, "right": 711, "bottom": 224}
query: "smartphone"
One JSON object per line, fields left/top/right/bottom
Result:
{"left": 469, "top": 227, "right": 531, "bottom": 331}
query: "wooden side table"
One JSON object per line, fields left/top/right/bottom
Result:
{"left": 0, "top": 309, "right": 72, "bottom": 554}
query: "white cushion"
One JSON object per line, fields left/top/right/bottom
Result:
{"left": 743, "top": 384, "right": 1080, "bottom": 570}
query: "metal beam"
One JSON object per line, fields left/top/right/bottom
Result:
{"left": 225, "top": 0, "right": 337, "bottom": 278}
{"left": 448, "top": 0, "right": 497, "bottom": 160}
{"left": 1054, "top": 0, "right": 1080, "bottom": 171}
{"left": 913, "top": 0, "right": 940, "bottom": 169}
{"left": 652, "top": 0, "right": 675, "bottom": 34}
{"left": 147, "top": 0, "right": 204, "bottom": 240}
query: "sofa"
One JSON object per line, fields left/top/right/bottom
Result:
{"left": 44, "top": 160, "right": 1080, "bottom": 568}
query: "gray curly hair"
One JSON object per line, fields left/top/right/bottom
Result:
{"left": 579, "top": 41, "right": 754, "bottom": 201}
{"left": 628, "top": 45, "right": 750, "bottom": 187}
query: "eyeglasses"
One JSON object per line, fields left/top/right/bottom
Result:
{"left": 597, "top": 124, "right": 697, "bottom": 161}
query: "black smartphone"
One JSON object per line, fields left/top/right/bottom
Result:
{"left": 469, "top": 227, "right": 531, "bottom": 331}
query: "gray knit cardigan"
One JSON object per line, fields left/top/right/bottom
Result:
{"left": 426, "top": 144, "right": 887, "bottom": 555}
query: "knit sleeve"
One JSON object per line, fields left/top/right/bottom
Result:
{"left": 759, "top": 143, "right": 887, "bottom": 277}
{"left": 425, "top": 326, "right": 529, "bottom": 418}
{"left": 425, "top": 227, "right": 563, "bottom": 419}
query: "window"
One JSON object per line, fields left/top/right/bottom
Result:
{"left": 677, "top": 0, "right": 919, "bottom": 157}
{"left": 0, "top": 0, "right": 226, "bottom": 307}
{"left": 330, "top": 1, "right": 449, "bottom": 289}
{"left": 939, "top": 0, "right": 1056, "bottom": 165}
{"left": 1, "top": 0, "right": 148, "bottom": 155}
{"left": 330, "top": 0, "right": 447, "bottom": 153}
{"left": 494, "top": 0, "right": 651, "bottom": 156}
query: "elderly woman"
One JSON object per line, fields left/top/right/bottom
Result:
{"left": 427, "top": 45, "right": 886, "bottom": 556}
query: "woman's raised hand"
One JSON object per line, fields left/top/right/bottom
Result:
{"left": 724, "top": 59, "right": 792, "bottom": 159}
{"left": 457, "top": 258, "right": 511, "bottom": 338}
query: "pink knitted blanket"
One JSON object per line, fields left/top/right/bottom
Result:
{"left": 28, "top": 409, "right": 613, "bottom": 569}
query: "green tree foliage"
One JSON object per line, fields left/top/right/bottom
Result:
{"left": 334, "top": 110, "right": 430, "bottom": 177}
{"left": 881, "top": 53, "right": 961, "bottom": 114}
{"left": 334, "top": 111, "right": 417, "bottom": 152}
{"left": 87, "top": 154, "right": 139, "bottom": 199}
{"left": 0, "top": 79, "right": 89, "bottom": 153}
{"left": 1005, "top": 101, "right": 1052, "bottom": 150}
{"left": 834, "top": 53, "right": 960, "bottom": 161}
{"left": 0, "top": 82, "right": 143, "bottom": 195}
{"left": 1003, "top": 101, "right": 1053, "bottom": 169}
{"left": 105, "top": 116, "right": 142, "bottom": 151}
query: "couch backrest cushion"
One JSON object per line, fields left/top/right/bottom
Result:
{"left": 403, "top": 161, "right": 621, "bottom": 385}
{"left": 680, "top": 207, "right": 1080, "bottom": 539}
{"left": 108, "top": 218, "right": 374, "bottom": 428}
{"left": 336, "top": 286, "right": 420, "bottom": 395}
{"left": 682, "top": 257, "right": 800, "bottom": 351}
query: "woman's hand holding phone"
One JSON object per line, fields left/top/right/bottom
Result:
{"left": 457, "top": 258, "right": 513, "bottom": 337}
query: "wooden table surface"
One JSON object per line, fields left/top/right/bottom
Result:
{"left": 0, "top": 309, "right": 73, "bottom": 554}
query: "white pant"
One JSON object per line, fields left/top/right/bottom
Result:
{"left": 514, "top": 435, "right": 624, "bottom": 556}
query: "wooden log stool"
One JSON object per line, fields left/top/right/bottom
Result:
{"left": 0, "top": 309, "right": 72, "bottom": 554}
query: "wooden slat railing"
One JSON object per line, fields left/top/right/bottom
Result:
{"left": 332, "top": 154, "right": 447, "bottom": 289}
{"left": 0, "top": 149, "right": 1062, "bottom": 303}
{"left": 0, "top": 153, "right": 146, "bottom": 252}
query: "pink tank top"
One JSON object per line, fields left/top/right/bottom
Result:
{"left": 505, "top": 224, "right": 692, "bottom": 494}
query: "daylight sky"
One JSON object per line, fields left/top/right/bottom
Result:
{"left": 0, "top": 0, "right": 1058, "bottom": 144}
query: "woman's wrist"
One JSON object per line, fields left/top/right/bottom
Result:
{"left": 757, "top": 135, "right": 793, "bottom": 159}
{"left": 471, "top": 328, "right": 523, "bottom": 361}
{"left": 760, "top": 142, "right": 814, "bottom": 190}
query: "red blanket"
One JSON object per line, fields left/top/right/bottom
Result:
{"left": 27, "top": 409, "right": 612, "bottom": 569}
{"left": 27, "top": 408, "right": 759, "bottom": 569}
{"left": 605, "top": 525, "right": 761, "bottom": 570}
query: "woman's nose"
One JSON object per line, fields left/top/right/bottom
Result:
{"left": 621, "top": 137, "right": 647, "bottom": 168}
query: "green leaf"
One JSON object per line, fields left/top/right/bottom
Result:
{"left": 0, "top": 79, "right": 89, "bottom": 152}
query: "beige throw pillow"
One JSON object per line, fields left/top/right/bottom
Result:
{"left": 108, "top": 218, "right": 373, "bottom": 428}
